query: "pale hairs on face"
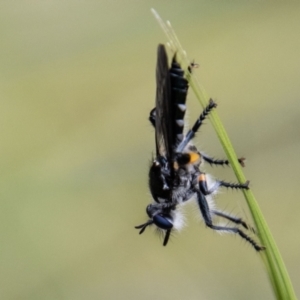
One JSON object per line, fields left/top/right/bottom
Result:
{"left": 171, "top": 205, "right": 186, "bottom": 231}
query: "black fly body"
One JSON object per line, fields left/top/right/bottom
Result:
{"left": 135, "top": 44, "right": 265, "bottom": 252}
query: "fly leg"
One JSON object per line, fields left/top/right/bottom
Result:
{"left": 212, "top": 210, "right": 255, "bottom": 232}
{"left": 176, "top": 99, "right": 217, "bottom": 152}
{"left": 198, "top": 173, "right": 249, "bottom": 196}
{"left": 201, "top": 152, "right": 246, "bottom": 167}
{"left": 196, "top": 191, "right": 265, "bottom": 251}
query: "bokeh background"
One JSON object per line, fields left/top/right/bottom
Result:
{"left": 1, "top": 1, "right": 300, "bottom": 299}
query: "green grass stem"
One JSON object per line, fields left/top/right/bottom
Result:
{"left": 151, "top": 8, "right": 297, "bottom": 300}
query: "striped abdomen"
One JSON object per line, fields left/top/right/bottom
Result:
{"left": 170, "top": 59, "right": 188, "bottom": 144}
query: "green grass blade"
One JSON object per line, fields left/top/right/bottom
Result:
{"left": 151, "top": 8, "right": 297, "bottom": 300}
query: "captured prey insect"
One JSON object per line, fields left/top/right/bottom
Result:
{"left": 135, "top": 44, "right": 265, "bottom": 251}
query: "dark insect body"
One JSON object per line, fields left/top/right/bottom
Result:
{"left": 135, "top": 44, "right": 265, "bottom": 251}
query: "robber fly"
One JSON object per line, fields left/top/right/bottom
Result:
{"left": 135, "top": 44, "right": 265, "bottom": 251}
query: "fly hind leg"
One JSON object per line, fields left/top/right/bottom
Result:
{"left": 196, "top": 191, "right": 265, "bottom": 251}
{"left": 208, "top": 223, "right": 265, "bottom": 251}
{"left": 212, "top": 209, "right": 255, "bottom": 233}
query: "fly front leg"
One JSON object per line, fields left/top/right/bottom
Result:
{"left": 176, "top": 99, "right": 217, "bottom": 152}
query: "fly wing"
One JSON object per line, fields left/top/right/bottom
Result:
{"left": 155, "top": 44, "right": 174, "bottom": 159}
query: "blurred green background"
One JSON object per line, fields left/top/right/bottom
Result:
{"left": 1, "top": 1, "right": 300, "bottom": 299}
